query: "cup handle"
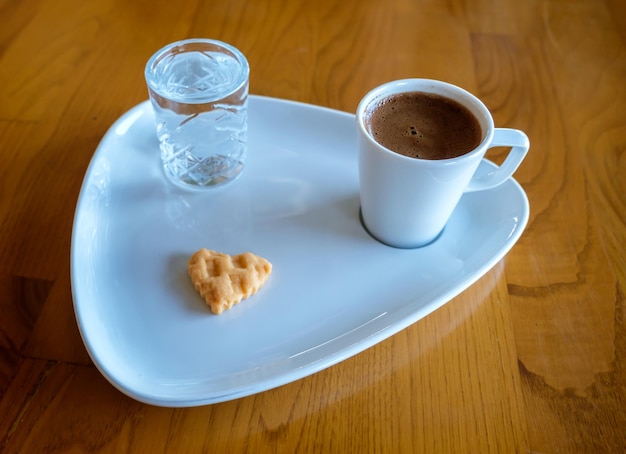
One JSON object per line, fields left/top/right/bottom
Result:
{"left": 465, "top": 128, "right": 529, "bottom": 192}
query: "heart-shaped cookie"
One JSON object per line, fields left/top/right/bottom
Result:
{"left": 188, "top": 249, "right": 272, "bottom": 314}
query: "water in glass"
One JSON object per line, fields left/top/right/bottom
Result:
{"left": 146, "top": 40, "right": 249, "bottom": 189}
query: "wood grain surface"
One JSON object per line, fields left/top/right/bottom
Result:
{"left": 1, "top": 0, "right": 624, "bottom": 452}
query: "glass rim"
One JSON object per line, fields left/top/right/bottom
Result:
{"left": 144, "top": 38, "right": 250, "bottom": 103}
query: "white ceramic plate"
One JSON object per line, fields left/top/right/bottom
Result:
{"left": 71, "top": 95, "right": 529, "bottom": 407}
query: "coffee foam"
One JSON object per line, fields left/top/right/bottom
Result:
{"left": 365, "top": 92, "right": 482, "bottom": 160}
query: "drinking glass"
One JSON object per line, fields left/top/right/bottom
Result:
{"left": 145, "top": 38, "right": 250, "bottom": 189}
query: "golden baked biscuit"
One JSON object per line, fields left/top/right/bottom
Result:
{"left": 188, "top": 248, "right": 272, "bottom": 314}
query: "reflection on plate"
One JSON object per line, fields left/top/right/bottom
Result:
{"left": 71, "top": 96, "right": 529, "bottom": 407}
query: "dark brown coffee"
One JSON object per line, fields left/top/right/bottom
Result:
{"left": 365, "top": 91, "right": 482, "bottom": 160}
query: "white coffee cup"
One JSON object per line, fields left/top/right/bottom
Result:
{"left": 357, "top": 79, "right": 529, "bottom": 248}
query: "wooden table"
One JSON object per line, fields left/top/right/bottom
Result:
{"left": 1, "top": 0, "right": 624, "bottom": 452}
